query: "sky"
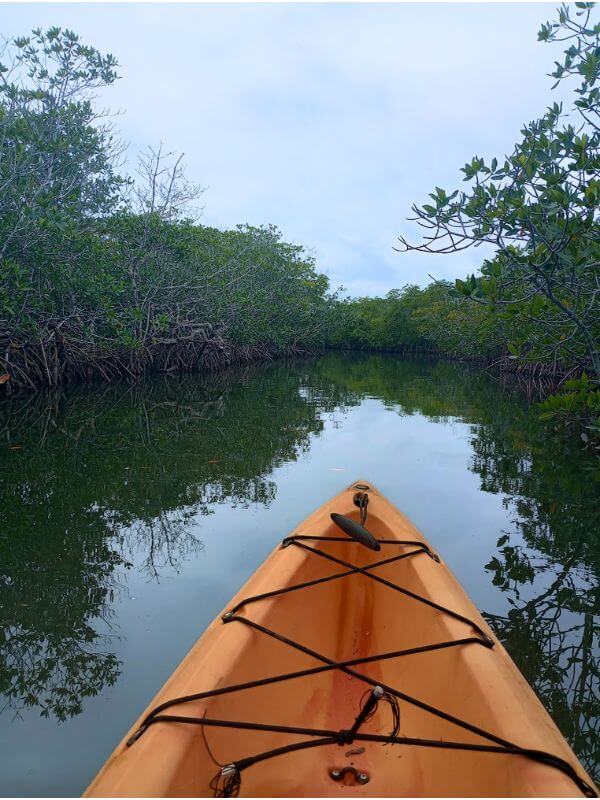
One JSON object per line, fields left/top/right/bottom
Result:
{"left": 3, "top": 2, "right": 568, "bottom": 296}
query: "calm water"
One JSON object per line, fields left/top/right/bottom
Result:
{"left": 1, "top": 353, "right": 598, "bottom": 795}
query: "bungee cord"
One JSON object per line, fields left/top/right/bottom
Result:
{"left": 126, "top": 492, "right": 596, "bottom": 798}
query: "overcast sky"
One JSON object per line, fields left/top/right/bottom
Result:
{"left": 4, "top": 2, "right": 567, "bottom": 295}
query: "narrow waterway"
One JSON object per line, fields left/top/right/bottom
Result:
{"left": 1, "top": 353, "right": 598, "bottom": 795}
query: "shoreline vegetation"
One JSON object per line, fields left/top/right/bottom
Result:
{"left": 0, "top": 6, "right": 598, "bottom": 439}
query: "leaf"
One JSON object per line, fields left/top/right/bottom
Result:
{"left": 0, "top": 373, "right": 11, "bottom": 384}
{"left": 485, "top": 557, "right": 502, "bottom": 571}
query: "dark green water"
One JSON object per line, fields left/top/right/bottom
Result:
{"left": 1, "top": 353, "right": 598, "bottom": 795}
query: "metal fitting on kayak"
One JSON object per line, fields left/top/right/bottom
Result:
{"left": 329, "top": 766, "right": 370, "bottom": 785}
{"left": 213, "top": 764, "right": 240, "bottom": 797}
{"left": 221, "top": 765, "right": 237, "bottom": 778}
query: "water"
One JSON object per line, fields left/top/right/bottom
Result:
{"left": 1, "top": 353, "right": 598, "bottom": 795}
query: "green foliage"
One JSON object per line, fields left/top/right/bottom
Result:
{"left": 0, "top": 30, "right": 333, "bottom": 389}
{"left": 331, "top": 5, "right": 599, "bottom": 409}
{"left": 85, "top": 216, "right": 331, "bottom": 350}
{"left": 399, "top": 3, "right": 600, "bottom": 379}
{"left": 538, "top": 372, "right": 600, "bottom": 440}
{"left": 1, "top": 9, "right": 598, "bottom": 421}
{"left": 327, "top": 281, "right": 503, "bottom": 359}
{"left": 0, "top": 28, "right": 124, "bottom": 249}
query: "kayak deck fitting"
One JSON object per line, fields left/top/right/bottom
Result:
{"left": 85, "top": 482, "right": 597, "bottom": 798}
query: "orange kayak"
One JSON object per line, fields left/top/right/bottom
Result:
{"left": 85, "top": 481, "right": 597, "bottom": 797}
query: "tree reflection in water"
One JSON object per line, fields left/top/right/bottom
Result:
{"left": 0, "top": 363, "right": 334, "bottom": 721}
{"left": 0, "top": 354, "right": 597, "bottom": 780}
{"left": 473, "top": 416, "right": 600, "bottom": 780}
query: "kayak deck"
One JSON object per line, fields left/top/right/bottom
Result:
{"left": 85, "top": 481, "right": 596, "bottom": 797}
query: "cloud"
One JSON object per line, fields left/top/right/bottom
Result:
{"left": 4, "top": 2, "right": 565, "bottom": 294}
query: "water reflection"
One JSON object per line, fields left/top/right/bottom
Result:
{"left": 0, "top": 365, "right": 334, "bottom": 721}
{"left": 473, "top": 411, "right": 599, "bottom": 778}
{"left": 0, "top": 354, "right": 597, "bottom": 781}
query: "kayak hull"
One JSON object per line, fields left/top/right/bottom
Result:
{"left": 85, "top": 481, "right": 595, "bottom": 797}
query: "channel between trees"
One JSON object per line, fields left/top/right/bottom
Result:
{"left": 1, "top": 7, "right": 598, "bottom": 439}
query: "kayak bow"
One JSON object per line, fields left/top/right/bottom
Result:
{"left": 85, "top": 481, "right": 597, "bottom": 797}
